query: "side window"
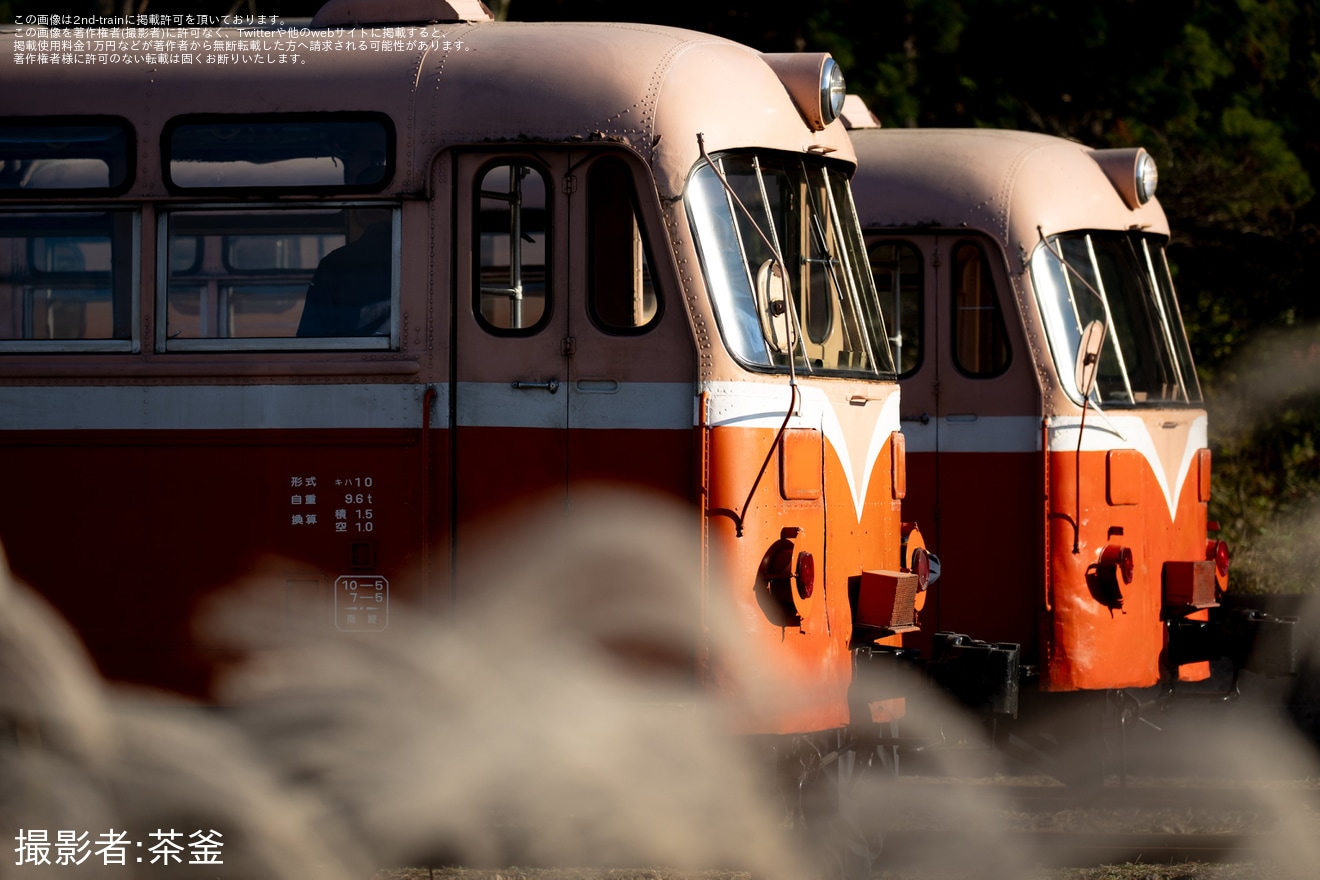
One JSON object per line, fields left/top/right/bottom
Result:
{"left": 165, "top": 114, "right": 393, "bottom": 193}
{"left": 161, "top": 205, "right": 396, "bottom": 350}
{"left": 475, "top": 163, "right": 550, "bottom": 333}
{"left": 0, "top": 118, "right": 133, "bottom": 196}
{"left": 0, "top": 210, "right": 136, "bottom": 350}
{"left": 868, "top": 239, "right": 923, "bottom": 376}
{"left": 951, "top": 240, "right": 1010, "bottom": 376}
{"left": 588, "top": 157, "right": 659, "bottom": 333}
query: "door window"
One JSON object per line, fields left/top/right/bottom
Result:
{"left": 474, "top": 162, "right": 551, "bottom": 334}
{"left": 868, "top": 239, "right": 923, "bottom": 376}
{"left": 951, "top": 240, "right": 1010, "bottom": 376}
{"left": 587, "top": 158, "right": 659, "bottom": 333}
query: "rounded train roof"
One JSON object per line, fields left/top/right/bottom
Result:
{"left": 1, "top": 20, "right": 856, "bottom": 199}
{"left": 848, "top": 127, "right": 1169, "bottom": 257}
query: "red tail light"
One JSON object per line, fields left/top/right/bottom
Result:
{"left": 796, "top": 551, "right": 815, "bottom": 599}
{"left": 911, "top": 546, "right": 931, "bottom": 591}
{"left": 1207, "top": 539, "right": 1230, "bottom": 578}
{"left": 1099, "top": 543, "right": 1134, "bottom": 585}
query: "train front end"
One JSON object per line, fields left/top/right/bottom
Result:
{"left": 848, "top": 124, "right": 1290, "bottom": 713}
{"left": 1027, "top": 154, "right": 1217, "bottom": 690}
{"left": 646, "top": 51, "right": 920, "bottom": 743}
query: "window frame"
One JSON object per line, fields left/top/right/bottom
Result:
{"left": 1030, "top": 230, "right": 1202, "bottom": 407}
{"left": 471, "top": 157, "right": 555, "bottom": 338}
{"left": 866, "top": 237, "right": 925, "bottom": 379}
{"left": 161, "top": 112, "right": 396, "bottom": 196}
{"left": 585, "top": 155, "right": 663, "bottom": 336}
{"left": 155, "top": 201, "right": 400, "bottom": 353}
{"left": 948, "top": 237, "right": 1012, "bottom": 379}
{"left": 685, "top": 150, "right": 897, "bottom": 380}
{"left": 0, "top": 116, "right": 135, "bottom": 199}
{"left": 0, "top": 205, "right": 140, "bottom": 353}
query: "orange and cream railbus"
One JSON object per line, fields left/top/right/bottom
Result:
{"left": 844, "top": 108, "right": 1295, "bottom": 748}
{"left": 0, "top": 0, "right": 926, "bottom": 809}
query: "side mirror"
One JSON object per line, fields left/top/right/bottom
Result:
{"left": 755, "top": 259, "right": 790, "bottom": 354}
{"left": 1074, "top": 319, "right": 1105, "bottom": 399}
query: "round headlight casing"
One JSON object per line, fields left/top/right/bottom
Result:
{"left": 820, "top": 58, "right": 846, "bottom": 127}
{"left": 1090, "top": 147, "right": 1161, "bottom": 210}
{"left": 1135, "top": 149, "right": 1158, "bottom": 204}
{"left": 760, "top": 53, "right": 848, "bottom": 131}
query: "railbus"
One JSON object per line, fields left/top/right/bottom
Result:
{"left": 0, "top": 0, "right": 927, "bottom": 859}
{"left": 843, "top": 104, "right": 1296, "bottom": 776}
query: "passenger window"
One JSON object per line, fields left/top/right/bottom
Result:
{"left": 0, "top": 118, "right": 133, "bottom": 196}
{"left": 868, "top": 240, "right": 923, "bottom": 376}
{"left": 165, "top": 114, "right": 392, "bottom": 192}
{"left": 475, "top": 163, "right": 550, "bottom": 333}
{"left": 951, "top": 240, "right": 1010, "bottom": 376}
{"left": 161, "top": 206, "right": 395, "bottom": 349}
{"left": 0, "top": 210, "right": 136, "bottom": 349}
{"left": 588, "top": 158, "right": 659, "bottom": 332}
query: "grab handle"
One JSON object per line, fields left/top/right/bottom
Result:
{"left": 512, "top": 379, "right": 559, "bottom": 394}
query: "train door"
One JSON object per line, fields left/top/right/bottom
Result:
{"left": 869, "top": 233, "right": 1039, "bottom": 652}
{"left": 451, "top": 150, "right": 695, "bottom": 599}
{"left": 454, "top": 153, "right": 568, "bottom": 559}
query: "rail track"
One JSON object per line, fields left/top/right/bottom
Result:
{"left": 868, "top": 774, "right": 1320, "bottom": 872}
{"left": 882, "top": 830, "right": 1261, "bottom": 868}
{"left": 890, "top": 778, "right": 1320, "bottom": 811}
{"left": 383, "top": 828, "right": 1282, "bottom": 878}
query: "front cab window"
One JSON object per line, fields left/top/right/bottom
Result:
{"left": 686, "top": 152, "right": 895, "bottom": 378}
{"left": 1031, "top": 231, "right": 1201, "bottom": 405}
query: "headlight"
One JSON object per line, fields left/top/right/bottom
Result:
{"left": 760, "top": 53, "right": 847, "bottom": 131}
{"left": 1090, "top": 146, "right": 1160, "bottom": 210}
{"left": 1135, "top": 149, "right": 1158, "bottom": 204}
{"left": 821, "top": 57, "right": 846, "bottom": 127}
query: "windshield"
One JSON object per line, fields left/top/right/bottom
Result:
{"left": 1031, "top": 231, "right": 1201, "bottom": 406}
{"left": 686, "top": 153, "right": 896, "bottom": 379}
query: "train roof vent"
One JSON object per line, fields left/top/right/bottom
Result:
{"left": 311, "top": 0, "right": 495, "bottom": 27}
{"left": 840, "top": 94, "right": 880, "bottom": 130}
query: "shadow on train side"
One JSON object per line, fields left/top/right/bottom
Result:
{"left": 3, "top": 491, "right": 1320, "bottom": 879}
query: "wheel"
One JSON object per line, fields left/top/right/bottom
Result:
{"left": 780, "top": 731, "right": 880, "bottom": 880}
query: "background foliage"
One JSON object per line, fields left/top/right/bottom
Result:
{"left": 8, "top": 0, "right": 1318, "bottom": 589}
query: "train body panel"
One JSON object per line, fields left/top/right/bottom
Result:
{"left": 1045, "top": 411, "right": 1213, "bottom": 688}
{"left": 0, "top": 406, "right": 434, "bottom": 692}
{"left": 849, "top": 123, "right": 1216, "bottom": 694}
{"left": 703, "top": 381, "right": 905, "bottom": 733}
{"left": 0, "top": 11, "right": 913, "bottom": 744}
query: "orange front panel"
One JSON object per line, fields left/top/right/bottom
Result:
{"left": 707, "top": 423, "right": 836, "bottom": 733}
{"left": 705, "top": 419, "right": 901, "bottom": 735}
{"left": 1044, "top": 446, "right": 1209, "bottom": 690}
{"left": 779, "top": 427, "right": 823, "bottom": 501}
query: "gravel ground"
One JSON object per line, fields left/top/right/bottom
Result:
{"left": 365, "top": 772, "right": 1320, "bottom": 880}
{"left": 371, "top": 864, "right": 1289, "bottom": 880}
